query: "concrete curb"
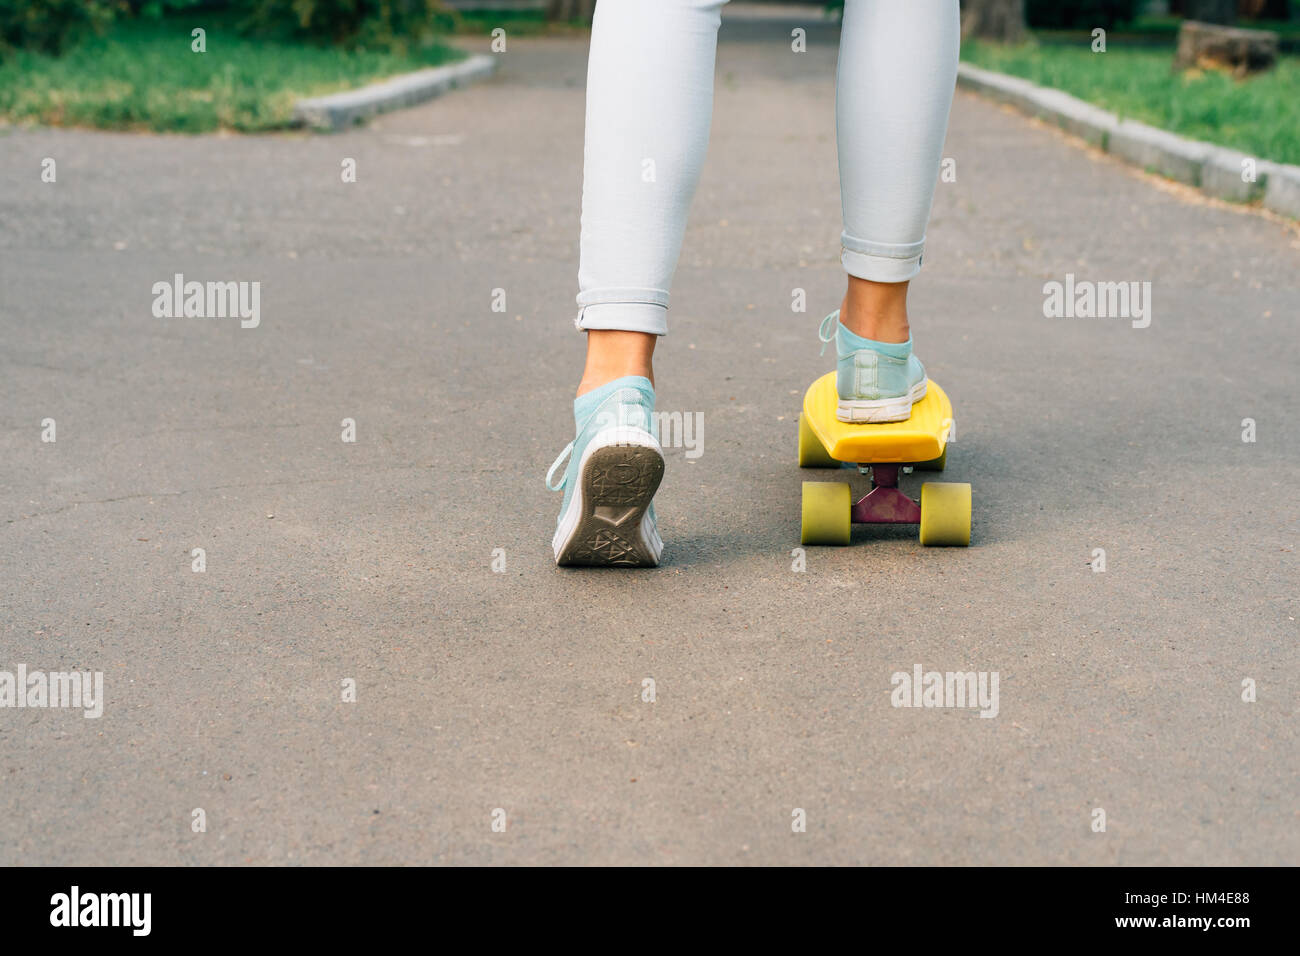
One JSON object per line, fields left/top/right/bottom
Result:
{"left": 956, "top": 62, "right": 1300, "bottom": 219}
{"left": 293, "top": 54, "right": 497, "bottom": 132}
{"left": 1262, "top": 161, "right": 1300, "bottom": 218}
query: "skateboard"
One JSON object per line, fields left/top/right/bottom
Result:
{"left": 797, "top": 372, "right": 971, "bottom": 546}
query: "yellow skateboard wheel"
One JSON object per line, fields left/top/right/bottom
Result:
{"left": 798, "top": 414, "right": 839, "bottom": 468}
{"left": 913, "top": 446, "right": 946, "bottom": 472}
{"left": 801, "top": 481, "right": 851, "bottom": 546}
{"left": 919, "top": 482, "right": 971, "bottom": 547}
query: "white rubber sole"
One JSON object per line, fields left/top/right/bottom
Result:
{"left": 552, "top": 427, "right": 664, "bottom": 567}
{"left": 836, "top": 377, "right": 928, "bottom": 424}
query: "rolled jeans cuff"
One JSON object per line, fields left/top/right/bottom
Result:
{"left": 574, "top": 288, "right": 670, "bottom": 335}
{"left": 841, "top": 233, "right": 926, "bottom": 284}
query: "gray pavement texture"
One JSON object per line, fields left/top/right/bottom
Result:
{"left": 1, "top": 11, "right": 1298, "bottom": 866}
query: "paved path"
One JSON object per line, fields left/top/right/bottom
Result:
{"left": 1, "top": 10, "right": 1296, "bottom": 865}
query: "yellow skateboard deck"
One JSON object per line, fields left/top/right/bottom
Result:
{"left": 801, "top": 371, "right": 954, "bottom": 464}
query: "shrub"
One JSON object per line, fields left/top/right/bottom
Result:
{"left": 0, "top": 0, "right": 119, "bottom": 56}
{"left": 126, "top": 0, "right": 215, "bottom": 15}
{"left": 235, "top": 0, "right": 454, "bottom": 52}
{"left": 1026, "top": 0, "right": 1144, "bottom": 30}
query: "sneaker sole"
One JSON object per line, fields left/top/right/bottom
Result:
{"left": 836, "top": 378, "right": 928, "bottom": 424}
{"left": 553, "top": 430, "right": 665, "bottom": 567}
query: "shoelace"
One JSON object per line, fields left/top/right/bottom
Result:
{"left": 546, "top": 441, "right": 575, "bottom": 491}
{"left": 545, "top": 388, "right": 649, "bottom": 492}
{"left": 817, "top": 310, "right": 839, "bottom": 357}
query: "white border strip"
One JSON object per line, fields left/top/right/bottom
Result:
{"left": 293, "top": 54, "right": 497, "bottom": 132}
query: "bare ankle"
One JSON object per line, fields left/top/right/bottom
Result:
{"left": 578, "top": 373, "right": 653, "bottom": 396}
{"left": 577, "top": 330, "right": 656, "bottom": 396}
{"left": 840, "top": 278, "right": 911, "bottom": 344}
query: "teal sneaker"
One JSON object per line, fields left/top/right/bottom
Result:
{"left": 818, "top": 311, "right": 928, "bottom": 423}
{"left": 546, "top": 376, "right": 664, "bottom": 567}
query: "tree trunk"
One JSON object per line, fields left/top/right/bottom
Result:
{"left": 1175, "top": 19, "right": 1278, "bottom": 74}
{"left": 547, "top": 0, "right": 597, "bottom": 22}
{"left": 960, "top": 0, "right": 1026, "bottom": 44}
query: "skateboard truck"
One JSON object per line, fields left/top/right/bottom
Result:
{"left": 849, "top": 464, "right": 922, "bottom": 525}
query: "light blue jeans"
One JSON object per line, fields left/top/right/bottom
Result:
{"left": 575, "top": 0, "right": 960, "bottom": 336}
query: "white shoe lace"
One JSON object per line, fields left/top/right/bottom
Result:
{"left": 545, "top": 388, "right": 651, "bottom": 492}
{"left": 817, "top": 310, "right": 839, "bottom": 356}
{"left": 545, "top": 441, "right": 573, "bottom": 492}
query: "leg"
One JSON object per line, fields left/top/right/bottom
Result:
{"left": 835, "top": 0, "right": 959, "bottom": 343}
{"left": 574, "top": 0, "right": 727, "bottom": 395}
{"left": 579, "top": 330, "right": 656, "bottom": 394}
{"left": 549, "top": 0, "right": 726, "bottom": 566}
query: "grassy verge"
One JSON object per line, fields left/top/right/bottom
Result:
{"left": 1031, "top": 16, "right": 1300, "bottom": 51}
{"left": 451, "top": 10, "right": 548, "bottom": 35}
{"left": 0, "top": 14, "right": 465, "bottom": 133}
{"left": 962, "top": 38, "right": 1300, "bottom": 166}
{"left": 448, "top": 9, "right": 592, "bottom": 35}
{"left": 1129, "top": 13, "right": 1300, "bottom": 43}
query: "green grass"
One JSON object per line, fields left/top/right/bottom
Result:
{"left": 962, "top": 38, "right": 1300, "bottom": 165}
{"left": 1031, "top": 15, "right": 1300, "bottom": 46}
{"left": 0, "top": 15, "right": 465, "bottom": 133}
{"left": 451, "top": 11, "right": 548, "bottom": 35}
{"left": 448, "top": 10, "right": 593, "bottom": 35}
{"left": 1127, "top": 13, "right": 1300, "bottom": 42}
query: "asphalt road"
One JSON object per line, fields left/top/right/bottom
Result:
{"left": 1, "top": 10, "right": 1296, "bottom": 865}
